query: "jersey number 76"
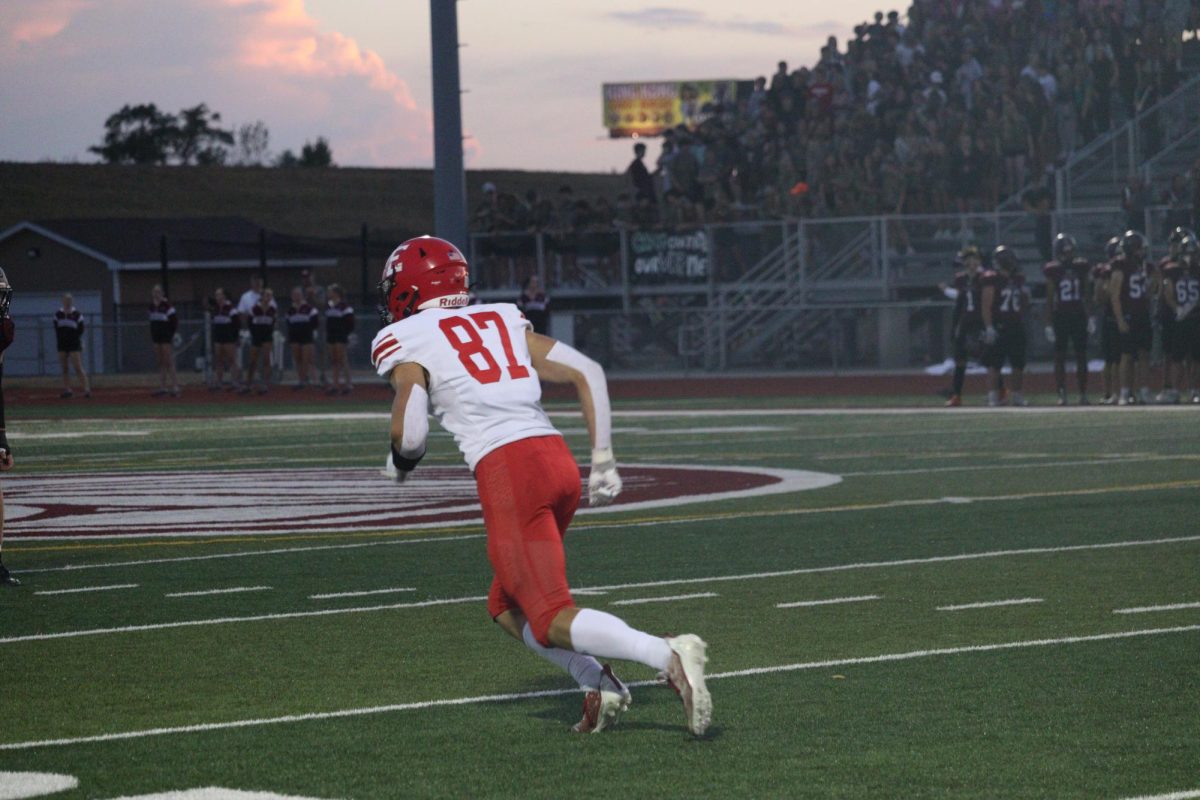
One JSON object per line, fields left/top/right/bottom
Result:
{"left": 439, "top": 312, "right": 532, "bottom": 384}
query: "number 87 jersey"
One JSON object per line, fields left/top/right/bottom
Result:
{"left": 371, "top": 302, "right": 559, "bottom": 470}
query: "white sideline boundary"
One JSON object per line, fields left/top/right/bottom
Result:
{"left": 6, "top": 535, "right": 1200, "bottom": 645}
{"left": 1119, "top": 791, "right": 1200, "bottom": 800}
{"left": 0, "top": 624, "right": 1196, "bottom": 752}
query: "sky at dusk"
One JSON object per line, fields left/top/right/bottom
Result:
{"left": 1, "top": 0, "right": 895, "bottom": 173}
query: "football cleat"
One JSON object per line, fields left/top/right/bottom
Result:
{"left": 571, "top": 664, "right": 632, "bottom": 734}
{"left": 944, "top": 394, "right": 961, "bottom": 408}
{"left": 0, "top": 561, "right": 20, "bottom": 586}
{"left": 1100, "top": 395, "right": 1117, "bottom": 405}
{"left": 1056, "top": 388, "right": 1067, "bottom": 406}
{"left": 663, "top": 634, "right": 712, "bottom": 736}
{"left": 1192, "top": 391, "right": 1200, "bottom": 405}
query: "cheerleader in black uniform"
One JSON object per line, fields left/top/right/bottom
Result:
{"left": 55, "top": 293, "right": 91, "bottom": 398}
{"left": 0, "top": 268, "right": 18, "bottom": 585}
{"left": 286, "top": 287, "right": 318, "bottom": 389}
{"left": 209, "top": 287, "right": 241, "bottom": 390}
{"left": 324, "top": 283, "right": 355, "bottom": 395}
{"left": 149, "top": 284, "right": 180, "bottom": 397}
{"left": 243, "top": 287, "right": 277, "bottom": 394}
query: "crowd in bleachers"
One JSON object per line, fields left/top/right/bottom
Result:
{"left": 473, "top": 0, "right": 1197, "bottom": 234}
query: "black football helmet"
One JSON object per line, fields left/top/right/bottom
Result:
{"left": 1053, "top": 233, "right": 1077, "bottom": 260}
{"left": 1104, "top": 236, "right": 1122, "bottom": 261}
{"left": 1120, "top": 230, "right": 1147, "bottom": 259}
{"left": 1168, "top": 226, "right": 1192, "bottom": 257}
{"left": 992, "top": 245, "right": 1018, "bottom": 272}
{"left": 0, "top": 267, "right": 11, "bottom": 318}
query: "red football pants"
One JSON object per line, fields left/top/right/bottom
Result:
{"left": 476, "top": 435, "right": 581, "bottom": 646}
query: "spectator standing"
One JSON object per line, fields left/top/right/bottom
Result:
{"left": 54, "top": 293, "right": 91, "bottom": 399}
{"left": 286, "top": 286, "right": 318, "bottom": 390}
{"left": 324, "top": 284, "right": 354, "bottom": 395}
{"left": 0, "top": 268, "right": 16, "bottom": 586}
{"left": 517, "top": 274, "right": 550, "bottom": 335}
{"left": 627, "top": 143, "right": 656, "bottom": 206}
{"left": 209, "top": 287, "right": 241, "bottom": 391}
{"left": 237, "top": 274, "right": 263, "bottom": 372}
{"left": 148, "top": 284, "right": 180, "bottom": 397}
{"left": 243, "top": 287, "right": 276, "bottom": 395}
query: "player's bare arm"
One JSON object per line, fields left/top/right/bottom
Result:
{"left": 1110, "top": 270, "right": 1128, "bottom": 332}
{"left": 981, "top": 283, "right": 996, "bottom": 342}
{"left": 384, "top": 361, "right": 429, "bottom": 483}
{"left": 526, "top": 330, "right": 621, "bottom": 507}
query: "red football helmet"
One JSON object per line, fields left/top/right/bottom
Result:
{"left": 379, "top": 236, "right": 469, "bottom": 322}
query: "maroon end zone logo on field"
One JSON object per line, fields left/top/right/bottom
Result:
{"left": 5, "top": 464, "right": 841, "bottom": 540}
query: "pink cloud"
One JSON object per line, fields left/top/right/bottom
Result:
{"left": 5, "top": 0, "right": 92, "bottom": 44}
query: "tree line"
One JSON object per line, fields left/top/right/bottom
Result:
{"left": 89, "top": 103, "right": 333, "bottom": 168}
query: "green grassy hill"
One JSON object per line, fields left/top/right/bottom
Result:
{"left": 0, "top": 162, "right": 624, "bottom": 239}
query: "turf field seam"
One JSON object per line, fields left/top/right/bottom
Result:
{"left": 6, "top": 534, "right": 1199, "bottom": 644}
{"left": 1, "top": 624, "right": 1196, "bottom": 752}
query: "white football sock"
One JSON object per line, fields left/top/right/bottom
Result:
{"left": 568, "top": 608, "right": 673, "bottom": 671}
{"left": 522, "top": 623, "right": 603, "bottom": 689}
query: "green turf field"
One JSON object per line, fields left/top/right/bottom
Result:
{"left": 1, "top": 400, "right": 1198, "bottom": 799}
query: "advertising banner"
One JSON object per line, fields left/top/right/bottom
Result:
{"left": 602, "top": 80, "right": 738, "bottom": 138}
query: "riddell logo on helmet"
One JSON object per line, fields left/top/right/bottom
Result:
{"left": 439, "top": 295, "right": 469, "bottom": 308}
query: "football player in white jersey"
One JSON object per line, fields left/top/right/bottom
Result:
{"left": 372, "top": 236, "right": 711, "bottom": 736}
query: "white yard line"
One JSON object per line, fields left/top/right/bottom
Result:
{"left": 1119, "top": 791, "right": 1200, "bottom": 800}
{"left": 842, "top": 454, "right": 1198, "bottom": 478}
{"left": 610, "top": 592, "right": 718, "bottom": 606}
{"left": 34, "top": 584, "right": 138, "bottom": 596}
{"left": 776, "top": 595, "right": 880, "bottom": 609}
{"left": 309, "top": 587, "right": 416, "bottom": 600}
{"left": 164, "top": 586, "right": 272, "bottom": 598}
{"left": 1113, "top": 602, "right": 1200, "bottom": 615}
{"left": 0, "top": 596, "right": 490, "bottom": 645}
{"left": 937, "top": 598, "right": 1044, "bottom": 612}
{"left": 0, "top": 624, "right": 1195, "bottom": 751}
{"left": 7, "top": 535, "right": 1200, "bottom": 645}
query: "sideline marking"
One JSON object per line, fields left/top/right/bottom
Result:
{"left": 1119, "top": 791, "right": 1200, "bottom": 800}
{"left": 0, "top": 771, "right": 80, "bottom": 799}
{"left": 309, "top": 587, "right": 416, "bottom": 600}
{"left": 165, "top": 586, "right": 272, "bottom": 598}
{"left": 776, "top": 595, "right": 880, "bottom": 609}
{"left": 1113, "top": 602, "right": 1200, "bottom": 615}
{"left": 34, "top": 584, "right": 137, "bottom": 596}
{"left": 6, "top": 534, "right": 1200, "bottom": 645}
{"left": 610, "top": 592, "right": 718, "bottom": 606}
{"left": 1, "top": 625, "right": 1196, "bottom": 751}
{"left": 937, "top": 598, "right": 1044, "bottom": 612}
{"left": 108, "top": 790, "right": 337, "bottom": 800}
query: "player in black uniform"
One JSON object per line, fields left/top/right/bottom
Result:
{"left": 981, "top": 245, "right": 1030, "bottom": 406}
{"left": 0, "top": 268, "right": 18, "bottom": 585}
{"left": 940, "top": 246, "right": 985, "bottom": 406}
{"left": 1093, "top": 236, "right": 1122, "bottom": 403}
{"left": 1161, "top": 230, "right": 1200, "bottom": 403}
{"left": 1042, "top": 234, "right": 1092, "bottom": 405}
{"left": 1156, "top": 228, "right": 1190, "bottom": 403}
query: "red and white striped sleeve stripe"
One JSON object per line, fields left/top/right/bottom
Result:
{"left": 372, "top": 334, "right": 401, "bottom": 367}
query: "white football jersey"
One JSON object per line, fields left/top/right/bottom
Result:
{"left": 371, "top": 302, "right": 560, "bottom": 470}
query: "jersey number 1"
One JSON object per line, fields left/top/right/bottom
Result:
{"left": 439, "top": 312, "right": 532, "bottom": 384}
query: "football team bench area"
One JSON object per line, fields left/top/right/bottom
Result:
{"left": 1, "top": 387, "right": 1198, "bottom": 800}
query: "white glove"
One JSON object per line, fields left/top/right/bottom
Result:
{"left": 983, "top": 326, "right": 997, "bottom": 345}
{"left": 1044, "top": 325, "right": 1055, "bottom": 344}
{"left": 1087, "top": 316, "right": 1097, "bottom": 335}
{"left": 587, "top": 448, "right": 622, "bottom": 507}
